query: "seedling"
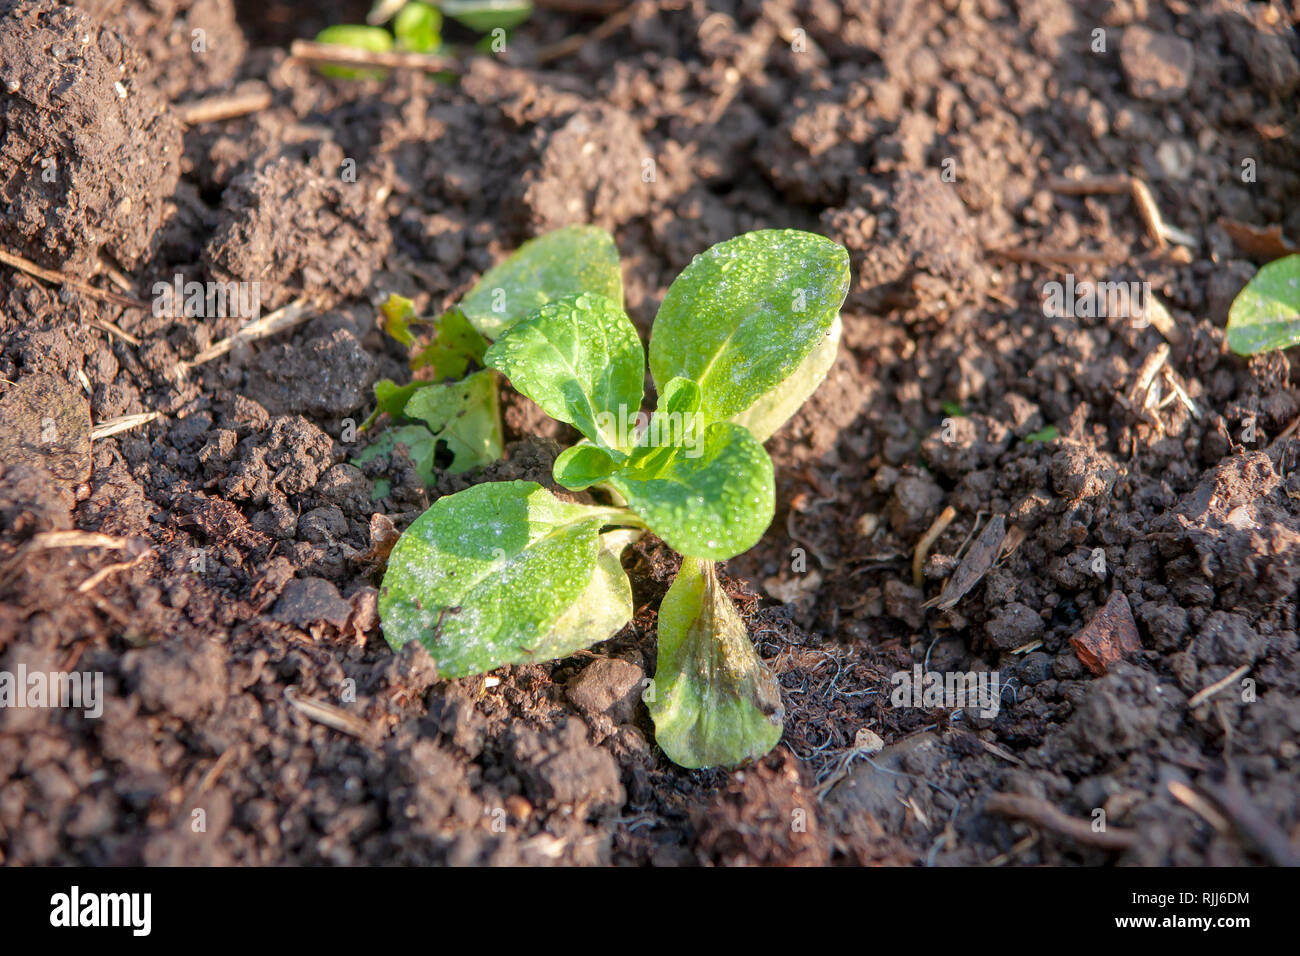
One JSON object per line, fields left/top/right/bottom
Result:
{"left": 1226, "top": 253, "right": 1300, "bottom": 356}
{"left": 375, "top": 228, "right": 850, "bottom": 768}
{"left": 354, "top": 225, "right": 624, "bottom": 485}
{"left": 314, "top": 0, "right": 532, "bottom": 77}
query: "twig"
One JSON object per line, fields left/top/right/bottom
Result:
{"left": 1167, "top": 781, "right": 1230, "bottom": 833}
{"left": 0, "top": 531, "right": 133, "bottom": 587}
{"left": 77, "top": 548, "right": 150, "bottom": 593}
{"left": 1199, "top": 781, "right": 1300, "bottom": 867}
{"left": 535, "top": 4, "right": 636, "bottom": 64}
{"left": 913, "top": 505, "right": 956, "bottom": 588}
{"left": 284, "top": 687, "right": 377, "bottom": 743}
{"left": 288, "top": 39, "right": 459, "bottom": 72}
{"left": 1187, "top": 665, "right": 1249, "bottom": 709}
{"left": 986, "top": 246, "right": 1113, "bottom": 268}
{"left": 178, "top": 84, "right": 273, "bottom": 126}
{"left": 91, "top": 411, "right": 160, "bottom": 441}
{"left": 0, "top": 247, "right": 150, "bottom": 311}
{"left": 174, "top": 297, "right": 311, "bottom": 377}
{"left": 1160, "top": 367, "right": 1202, "bottom": 420}
{"left": 985, "top": 793, "right": 1136, "bottom": 850}
{"left": 1128, "top": 178, "right": 1167, "bottom": 250}
{"left": 1046, "top": 174, "right": 1132, "bottom": 195}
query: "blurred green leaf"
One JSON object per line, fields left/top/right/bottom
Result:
{"left": 441, "top": 0, "right": 533, "bottom": 32}
{"left": 314, "top": 24, "right": 394, "bottom": 79}
{"left": 394, "top": 1, "right": 442, "bottom": 52}
{"left": 1226, "top": 254, "right": 1300, "bottom": 355}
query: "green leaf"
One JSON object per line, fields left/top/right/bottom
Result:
{"left": 361, "top": 378, "right": 422, "bottom": 430}
{"left": 378, "top": 481, "right": 635, "bottom": 677}
{"left": 352, "top": 423, "right": 438, "bottom": 488}
{"left": 610, "top": 422, "right": 774, "bottom": 561}
{"left": 380, "top": 294, "right": 418, "bottom": 347}
{"left": 314, "top": 25, "right": 394, "bottom": 79}
{"left": 458, "top": 225, "right": 623, "bottom": 340}
{"left": 730, "top": 313, "right": 841, "bottom": 442}
{"left": 393, "top": 1, "right": 441, "bottom": 52}
{"left": 441, "top": 0, "right": 533, "bottom": 32}
{"left": 649, "top": 229, "right": 850, "bottom": 425}
{"left": 410, "top": 308, "right": 489, "bottom": 380}
{"left": 648, "top": 557, "right": 784, "bottom": 769}
{"left": 554, "top": 442, "right": 620, "bottom": 491}
{"left": 484, "top": 292, "right": 644, "bottom": 452}
{"left": 1226, "top": 254, "right": 1300, "bottom": 355}
{"left": 403, "top": 370, "right": 503, "bottom": 474}
{"left": 623, "top": 377, "right": 702, "bottom": 474}
{"left": 1024, "top": 425, "right": 1059, "bottom": 444}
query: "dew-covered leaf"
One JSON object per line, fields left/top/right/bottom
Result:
{"left": 553, "top": 442, "right": 620, "bottom": 491}
{"left": 403, "top": 370, "right": 502, "bottom": 474}
{"left": 648, "top": 557, "right": 784, "bottom": 769}
{"left": 484, "top": 292, "right": 643, "bottom": 451}
{"left": 730, "top": 313, "right": 841, "bottom": 441}
{"left": 378, "top": 481, "right": 634, "bottom": 677}
{"left": 1226, "top": 254, "right": 1300, "bottom": 356}
{"left": 649, "top": 229, "right": 849, "bottom": 424}
{"left": 457, "top": 225, "right": 623, "bottom": 340}
{"left": 610, "top": 422, "right": 774, "bottom": 560}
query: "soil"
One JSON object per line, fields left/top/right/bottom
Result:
{"left": 1, "top": 0, "right": 1298, "bottom": 866}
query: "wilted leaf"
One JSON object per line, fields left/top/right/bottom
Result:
{"left": 403, "top": 370, "right": 503, "bottom": 474}
{"left": 410, "top": 308, "right": 489, "bottom": 380}
{"left": 352, "top": 423, "right": 438, "bottom": 490}
{"left": 648, "top": 557, "right": 784, "bottom": 769}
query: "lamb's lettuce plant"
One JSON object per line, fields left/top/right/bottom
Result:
{"left": 377, "top": 228, "right": 850, "bottom": 769}
{"left": 315, "top": 0, "right": 532, "bottom": 78}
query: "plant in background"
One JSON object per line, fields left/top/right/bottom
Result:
{"left": 314, "top": 0, "right": 533, "bottom": 77}
{"left": 1226, "top": 253, "right": 1300, "bottom": 356}
{"left": 373, "top": 228, "right": 850, "bottom": 768}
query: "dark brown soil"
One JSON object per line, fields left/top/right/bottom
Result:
{"left": 1, "top": 0, "right": 1298, "bottom": 866}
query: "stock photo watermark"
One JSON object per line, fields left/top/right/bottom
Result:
{"left": 0, "top": 665, "right": 103, "bottom": 719}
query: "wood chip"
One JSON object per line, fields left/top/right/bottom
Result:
{"left": 1218, "top": 218, "right": 1299, "bottom": 259}
{"left": 1069, "top": 590, "right": 1142, "bottom": 675}
{"left": 927, "top": 514, "right": 1006, "bottom": 611}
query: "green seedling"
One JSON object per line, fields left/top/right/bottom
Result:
{"left": 355, "top": 225, "right": 623, "bottom": 488}
{"left": 1226, "top": 253, "right": 1300, "bottom": 356}
{"left": 316, "top": 0, "right": 532, "bottom": 77}
{"left": 375, "top": 228, "right": 850, "bottom": 769}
